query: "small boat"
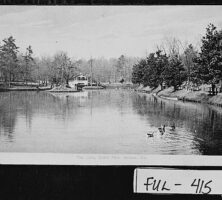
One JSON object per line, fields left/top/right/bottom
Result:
{"left": 160, "top": 96, "right": 178, "bottom": 101}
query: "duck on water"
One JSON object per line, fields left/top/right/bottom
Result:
{"left": 147, "top": 124, "right": 175, "bottom": 137}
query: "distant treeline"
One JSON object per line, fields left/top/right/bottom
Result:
{"left": 0, "top": 36, "right": 137, "bottom": 87}
{"left": 74, "top": 56, "right": 138, "bottom": 83}
{"left": 132, "top": 24, "right": 222, "bottom": 95}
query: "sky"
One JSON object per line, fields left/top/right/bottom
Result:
{"left": 0, "top": 6, "right": 221, "bottom": 59}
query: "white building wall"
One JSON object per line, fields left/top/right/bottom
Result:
{"left": 69, "top": 75, "right": 88, "bottom": 88}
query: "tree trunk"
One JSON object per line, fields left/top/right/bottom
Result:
{"left": 211, "top": 83, "right": 215, "bottom": 95}
{"left": 9, "top": 72, "right": 11, "bottom": 88}
{"left": 173, "top": 85, "right": 177, "bottom": 91}
{"left": 160, "top": 82, "right": 163, "bottom": 90}
{"left": 220, "top": 80, "right": 222, "bottom": 93}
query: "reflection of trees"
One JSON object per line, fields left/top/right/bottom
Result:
{"left": 0, "top": 90, "right": 133, "bottom": 142}
{"left": 0, "top": 91, "right": 90, "bottom": 141}
{"left": 0, "top": 90, "right": 126, "bottom": 142}
{"left": 82, "top": 90, "right": 222, "bottom": 155}
{"left": 132, "top": 94, "right": 222, "bottom": 155}
{"left": 0, "top": 93, "right": 19, "bottom": 141}
{"left": 84, "top": 90, "right": 132, "bottom": 113}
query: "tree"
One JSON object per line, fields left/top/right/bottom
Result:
{"left": 182, "top": 44, "right": 198, "bottom": 88}
{"left": 74, "top": 56, "right": 137, "bottom": 84}
{"left": 51, "top": 52, "right": 77, "bottom": 85}
{"left": 125, "top": 56, "right": 137, "bottom": 82}
{"left": 159, "top": 37, "right": 181, "bottom": 57}
{"left": 22, "top": 45, "right": 34, "bottom": 84}
{"left": 132, "top": 59, "right": 147, "bottom": 85}
{"left": 143, "top": 50, "right": 168, "bottom": 89}
{"left": 132, "top": 50, "right": 168, "bottom": 89}
{"left": 142, "top": 53, "right": 155, "bottom": 87}
{"left": 35, "top": 56, "right": 52, "bottom": 86}
{"left": 0, "top": 36, "right": 19, "bottom": 86}
{"left": 116, "top": 55, "right": 126, "bottom": 82}
{"left": 162, "top": 55, "right": 187, "bottom": 91}
{"left": 194, "top": 24, "right": 222, "bottom": 95}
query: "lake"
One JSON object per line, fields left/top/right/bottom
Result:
{"left": 0, "top": 89, "right": 222, "bottom": 155}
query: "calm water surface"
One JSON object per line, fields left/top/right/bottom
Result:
{"left": 0, "top": 90, "right": 222, "bottom": 155}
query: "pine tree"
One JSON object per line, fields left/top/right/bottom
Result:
{"left": 23, "top": 45, "right": 34, "bottom": 85}
{"left": 143, "top": 50, "right": 168, "bottom": 89}
{"left": 163, "top": 55, "right": 187, "bottom": 91}
{"left": 194, "top": 24, "right": 222, "bottom": 95}
{"left": 131, "top": 59, "right": 147, "bottom": 85}
{"left": 0, "top": 36, "right": 19, "bottom": 87}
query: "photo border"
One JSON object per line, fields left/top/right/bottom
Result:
{"left": 0, "top": 153, "right": 222, "bottom": 166}
{"left": 0, "top": 4, "right": 222, "bottom": 168}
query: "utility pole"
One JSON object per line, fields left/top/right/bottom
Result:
{"left": 90, "top": 57, "right": 93, "bottom": 86}
{"left": 38, "top": 64, "right": 40, "bottom": 86}
{"left": 25, "top": 51, "right": 28, "bottom": 86}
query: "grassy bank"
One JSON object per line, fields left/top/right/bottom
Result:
{"left": 136, "top": 85, "right": 222, "bottom": 107}
{"left": 0, "top": 85, "right": 51, "bottom": 92}
{"left": 48, "top": 85, "right": 78, "bottom": 93}
{"left": 83, "top": 86, "right": 104, "bottom": 90}
{"left": 103, "top": 82, "right": 137, "bottom": 89}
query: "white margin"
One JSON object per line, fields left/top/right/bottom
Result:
{"left": 0, "top": 153, "right": 222, "bottom": 166}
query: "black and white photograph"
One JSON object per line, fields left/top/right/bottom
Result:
{"left": 0, "top": 6, "right": 222, "bottom": 156}
{"left": 1, "top": 5, "right": 222, "bottom": 199}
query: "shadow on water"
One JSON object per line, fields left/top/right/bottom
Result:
{"left": 132, "top": 93, "right": 222, "bottom": 155}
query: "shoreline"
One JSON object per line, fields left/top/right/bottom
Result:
{"left": 83, "top": 86, "right": 105, "bottom": 90}
{"left": 48, "top": 90, "right": 80, "bottom": 93}
{"left": 135, "top": 85, "right": 222, "bottom": 107}
{"left": 2, "top": 84, "right": 222, "bottom": 108}
{"left": 0, "top": 86, "right": 51, "bottom": 92}
{"left": 0, "top": 86, "right": 80, "bottom": 93}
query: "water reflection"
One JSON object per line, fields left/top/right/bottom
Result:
{"left": 0, "top": 93, "right": 18, "bottom": 142}
{"left": 0, "top": 90, "right": 222, "bottom": 155}
{"left": 132, "top": 93, "right": 222, "bottom": 155}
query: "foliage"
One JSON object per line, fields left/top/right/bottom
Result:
{"left": 132, "top": 59, "right": 147, "bottom": 85}
{"left": 132, "top": 50, "right": 169, "bottom": 89}
{"left": 131, "top": 50, "right": 186, "bottom": 90}
{"left": 143, "top": 50, "right": 168, "bottom": 88}
{"left": 116, "top": 55, "right": 126, "bottom": 80}
{"left": 131, "top": 24, "right": 222, "bottom": 95}
{"left": 182, "top": 44, "right": 199, "bottom": 86}
{"left": 0, "top": 36, "right": 19, "bottom": 85}
{"left": 76, "top": 56, "right": 136, "bottom": 83}
{"left": 50, "top": 52, "right": 77, "bottom": 85}
{"left": 193, "top": 24, "right": 222, "bottom": 94}
{"left": 22, "top": 45, "right": 34, "bottom": 83}
{"left": 162, "top": 55, "right": 187, "bottom": 90}
{"left": 0, "top": 23, "right": 221, "bottom": 94}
